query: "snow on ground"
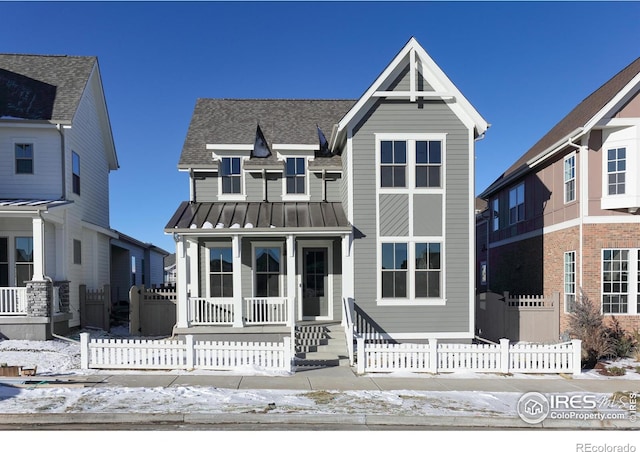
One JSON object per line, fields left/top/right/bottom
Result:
{"left": 1, "top": 329, "right": 639, "bottom": 419}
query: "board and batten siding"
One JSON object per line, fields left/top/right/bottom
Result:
{"left": 350, "top": 97, "right": 472, "bottom": 336}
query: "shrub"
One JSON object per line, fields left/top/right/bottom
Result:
{"left": 606, "top": 366, "right": 626, "bottom": 376}
{"left": 606, "top": 317, "right": 638, "bottom": 359}
{"left": 568, "top": 291, "right": 615, "bottom": 368}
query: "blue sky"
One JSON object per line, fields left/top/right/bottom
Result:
{"left": 2, "top": 1, "right": 639, "bottom": 253}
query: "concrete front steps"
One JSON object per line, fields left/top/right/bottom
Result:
{"left": 294, "top": 322, "right": 351, "bottom": 369}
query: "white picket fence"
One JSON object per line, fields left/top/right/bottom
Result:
{"left": 356, "top": 338, "right": 582, "bottom": 376}
{"left": 80, "top": 333, "right": 292, "bottom": 372}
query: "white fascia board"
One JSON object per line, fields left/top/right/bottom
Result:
{"left": 584, "top": 72, "right": 640, "bottom": 131}
{"left": 337, "top": 37, "right": 488, "bottom": 137}
{"left": 207, "top": 144, "right": 253, "bottom": 151}
{"left": 272, "top": 144, "right": 318, "bottom": 151}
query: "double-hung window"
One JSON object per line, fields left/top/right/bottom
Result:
{"left": 564, "top": 154, "right": 575, "bottom": 203}
{"left": 509, "top": 183, "right": 525, "bottom": 224}
{"left": 15, "top": 237, "right": 33, "bottom": 287}
{"left": 380, "top": 140, "right": 407, "bottom": 188}
{"left": 209, "top": 247, "right": 233, "bottom": 297}
{"left": 492, "top": 199, "right": 499, "bottom": 231}
{"left": 415, "top": 243, "right": 441, "bottom": 298}
{"left": 415, "top": 141, "right": 441, "bottom": 188}
{"left": 221, "top": 157, "right": 242, "bottom": 194}
{"left": 72, "top": 152, "right": 81, "bottom": 195}
{"left": 254, "top": 246, "right": 281, "bottom": 297}
{"left": 15, "top": 143, "right": 34, "bottom": 174}
{"left": 564, "top": 251, "right": 576, "bottom": 313}
{"left": 602, "top": 249, "right": 629, "bottom": 314}
{"left": 381, "top": 243, "right": 407, "bottom": 298}
{"left": 286, "top": 157, "right": 306, "bottom": 194}
{"left": 607, "top": 147, "right": 626, "bottom": 195}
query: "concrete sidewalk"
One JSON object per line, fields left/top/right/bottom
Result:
{"left": 1, "top": 366, "right": 638, "bottom": 430}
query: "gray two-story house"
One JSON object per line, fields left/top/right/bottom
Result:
{"left": 165, "top": 38, "right": 488, "bottom": 351}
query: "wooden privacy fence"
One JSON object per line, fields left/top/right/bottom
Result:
{"left": 80, "top": 285, "right": 111, "bottom": 331}
{"left": 129, "top": 285, "right": 177, "bottom": 336}
{"left": 356, "top": 337, "right": 582, "bottom": 376}
{"left": 80, "top": 333, "right": 292, "bottom": 372}
{"left": 476, "top": 291, "right": 560, "bottom": 343}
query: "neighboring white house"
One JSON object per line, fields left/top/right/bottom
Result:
{"left": 165, "top": 37, "right": 488, "bottom": 350}
{"left": 0, "top": 54, "right": 161, "bottom": 340}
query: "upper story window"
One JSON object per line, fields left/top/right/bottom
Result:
{"left": 564, "top": 154, "right": 575, "bottom": 203}
{"left": 15, "top": 143, "right": 34, "bottom": 174}
{"left": 509, "top": 183, "right": 525, "bottom": 224}
{"left": 286, "top": 157, "right": 306, "bottom": 194}
{"left": 380, "top": 140, "right": 407, "bottom": 188}
{"left": 492, "top": 198, "right": 499, "bottom": 231}
{"left": 221, "top": 157, "right": 242, "bottom": 194}
{"left": 607, "top": 147, "right": 626, "bottom": 195}
{"left": 72, "top": 151, "right": 81, "bottom": 195}
{"left": 415, "top": 140, "right": 441, "bottom": 188}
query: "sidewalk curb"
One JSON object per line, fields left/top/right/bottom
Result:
{"left": 0, "top": 412, "right": 635, "bottom": 429}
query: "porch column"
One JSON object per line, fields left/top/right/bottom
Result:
{"left": 286, "top": 234, "right": 296, "bottom": 326}
{"left": 232, "top": 235, "right": 243, "bottom": 327}
{"left": 341, "top": 232, "right": 355, "bottom": 323}
{"left": 175, "top": 234, "right": 189, "bottom": 328}
{"left": 32, "top": 216, "right": 45, "bottom": 281}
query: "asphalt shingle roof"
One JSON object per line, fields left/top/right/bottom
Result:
{"left": 179, "top": 99, "right": 356, "bottom": 167}
{"left": 483, "top": 56, "right": 640, "bottom": 197}
{"left": 0, "top": 54, "right": 96, "bottom": 122}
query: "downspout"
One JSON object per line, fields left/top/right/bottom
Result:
{"left": 56, "top": 124, "right": 66, "bottom": 199}
{"left": 566, "top": 134, "right": 589, "bottom": 298}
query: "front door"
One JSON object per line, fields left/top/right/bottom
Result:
{"left": 301, "top": 247, "right": 330, "bottom": 319}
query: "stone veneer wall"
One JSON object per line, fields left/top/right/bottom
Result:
{"left": 26, "top": 280, "right": 52, "bottom": 317}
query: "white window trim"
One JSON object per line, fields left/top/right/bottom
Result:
{"left": 508, "top": 182, "right": 525, "bottom": 225}
{"left": 564, "top": 251, "right": 576, "bottom": 313}
{"left": 12, "top": 138, "right": 36, "bottom": 176}
{"left": 251, "top": 242, "right": 285, "bottom": 298}
{"left": 212, "top": 151, "right": 249, "bottom": 201}
{"left": 374, "top": 133, "right": 447, "bottom": 307}
{"left": 601, "top": 125, "right": 639, "bottom": 210}
{"left": 376, "top": 133, "right": 447, "bottom": 194}
{"left": 376, "top": 237, "right": 446, "bottom": 306}
{"left": 601, "top": 248, "right": 639, "bottom": 316}
{"left": 563, "top": 153, "right": 576, "bottom": 204}
{"left": 204, "top": 243, "right": 234, "bottom": 299}
{"left": 279, "top": 151, "right": 313, "bottom": 201}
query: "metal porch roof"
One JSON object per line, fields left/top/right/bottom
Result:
{"left": 165, "top": 201, "right": 351, "bottom": 233}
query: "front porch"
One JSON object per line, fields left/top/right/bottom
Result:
{"left": 167, "top": 201, "right": 354, "bottom": 335}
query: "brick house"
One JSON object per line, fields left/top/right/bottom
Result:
{"left": 478, "top": 56, "right": 640, "bottom": 337}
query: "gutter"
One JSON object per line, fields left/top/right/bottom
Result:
{"left": 479, "top": 127, "right": 586, "bottom": 199}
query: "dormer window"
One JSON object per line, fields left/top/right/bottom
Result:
{"left": 286, "top": 157, "right": 306, "bottom": 194}
{"left": 221, "top": 157, "right": 242, "bottom": 194}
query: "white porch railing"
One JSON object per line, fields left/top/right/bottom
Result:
{"left": 189, "top": 298, "right": 235, "bottom": 325}
{"left": 0, "top": 287, "right": 28, "bottom": 315}
{"left": 188, "top": 297, "right": 289, "bottom": 326}
{"left": 244, "top": 297, "right": 288, "bottom": 325}
{"left": 357, "top": 337, "right": 583, "bottom": 376}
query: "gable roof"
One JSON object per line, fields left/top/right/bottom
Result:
{"left": 0, "top": 54, "right": 96, "bottom": 122}
{"left": 333, "top": 36, "right": 489, "bottom": 149}
{"left": 179, "top": 99, "right": 355, "bottom": 168}
{"left": 480, "top": 56, "right": 640, "bottom": 198}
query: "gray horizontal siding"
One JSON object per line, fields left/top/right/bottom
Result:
{"left": 351, "top": 97, "right": 472, "bottom": 335}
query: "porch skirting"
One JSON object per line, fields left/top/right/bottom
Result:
{"left": 0, "top": 312, "right": 72, "bottom": 340}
